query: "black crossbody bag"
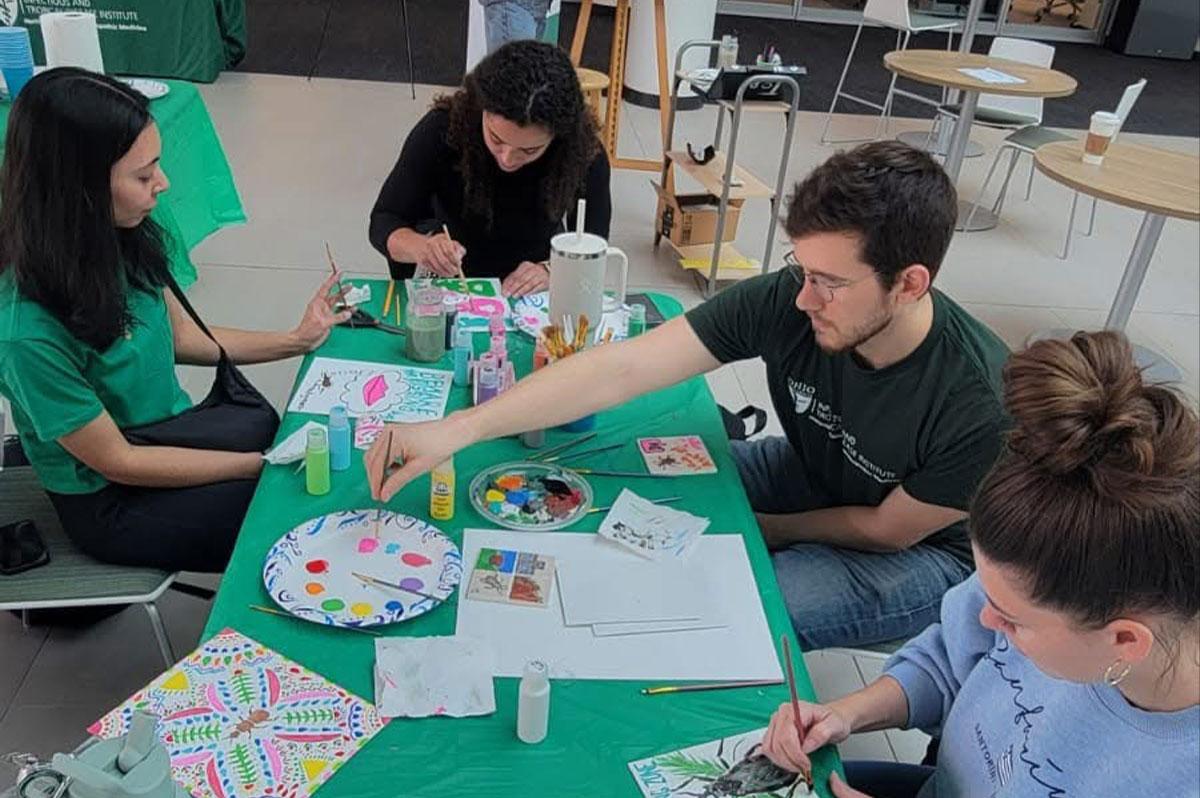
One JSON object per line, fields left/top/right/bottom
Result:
{"left": 122, "top": 275, "right": 280, "bottom": 452}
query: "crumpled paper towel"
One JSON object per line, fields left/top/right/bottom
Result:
{"left": 374, "top": 636, "right": 497, "bottom": 718}
{"left": 262, "top": 421, "right": 323, "bottom": 465}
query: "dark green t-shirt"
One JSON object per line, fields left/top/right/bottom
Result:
{"left": 0, "top": 271, "right": 193, "bottom": 494}
{"left": 686, "top": 270, "right": 1009, "bottom": 561}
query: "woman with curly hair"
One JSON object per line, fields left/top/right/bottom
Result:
{"left": 369, "top": 40, "right": 610, "bottom": 297}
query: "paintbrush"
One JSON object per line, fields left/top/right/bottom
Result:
{"left": 542, "top": 441, "right": 626, "bottom": 464}
{"left": 782, "top": 635, "right": 814, "bottom": 786}
{"left": 640, "top": 679, "right": 784, "bottom": 696}
{"left": 352, "top": 572, "right": 444, "bottom": 604}
{"left": 442, "top": 223, "right": 467, "bottom": 288}
{"left": 570, "top": 468, "right": 675, "bottom": 479}
{"left": 323, "top": 241, "right": 350, "bottom": 315}
{"left": 375, "top": 428, "right": 394, "bottom": 539}
{"left": 529, "top": 431, "right": 599, "bottom": 462}
{"left": 248, "top": 604, "right": 382, "bottom": 636}
{"left": 589, "top": 496, "right": 683, "bottom": 514}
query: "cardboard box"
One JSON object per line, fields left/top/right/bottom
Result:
{"left": 653, "top": 182, "right": 743, "bottom": 248}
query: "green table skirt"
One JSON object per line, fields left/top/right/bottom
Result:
{"left": 1, "top": 78, "right": 245, "bottom": 287}
{"left": 202, "top": 283, "right": 842, "bottom": 796}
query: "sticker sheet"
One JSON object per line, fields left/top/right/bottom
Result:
{"left": 288, "top": 356, "right": 452, "bottom": 422}
{"left": 597, "top": 489, "right": 710, "bottom": 561}
{"left": 629, "top": 728, "right": 810, "bottom": 797}
{"left": 637, "top": 436, "right": 718, "bottom": 476}
{"left": 465, "top": 548, "right": 556, "bottom": 608}
{"left": 88, "top": 628, "right": 386, "bottom": 798}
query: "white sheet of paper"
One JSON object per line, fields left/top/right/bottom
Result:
{"left": 957, "top": 67, "right": 1026, "bottom": 85}
{"left": 557, "top": 556, "right": 712, "bottom": 625}
{"left": 374, "top": 636, "right": 496, "bottom": 719}
{"left": 597, "top": 489, "right": 710, "bottom": 561}
{"left": 591, "top": 618, "right": 728, "bottom": 637}
{"left": 287, "top": 356, "right": 453, "bottom": 422}
{"left": 262, "top": 421, "right": 323, "bottom": 465}
{"left": 455, "top": 530, "right": 782, "bottom": 681}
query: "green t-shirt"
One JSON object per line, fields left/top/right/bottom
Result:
{"left": 0, "top": 271, "right": 193, "bottom": 494}
{"left": 686, "top": 270, "right": 1009, "bottom": 561}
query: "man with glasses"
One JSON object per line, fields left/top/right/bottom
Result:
{"left": 364, "top": 141, "right": 1009, "bottom": 650}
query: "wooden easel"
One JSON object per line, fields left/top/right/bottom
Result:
{"left": 569, "top": 0, "right": 671, "bottom": 172}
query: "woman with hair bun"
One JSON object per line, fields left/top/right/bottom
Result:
{"left": 760, "top": 331, "right": 1199, "bottom": 797}
{"left": 369, "top": 39, "right": 610, "bottom": 298}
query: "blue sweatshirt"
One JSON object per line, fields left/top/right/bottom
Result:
{"left": 885, "top": 576, "right": 1200, "bottom": 797}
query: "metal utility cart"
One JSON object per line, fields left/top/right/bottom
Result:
{"left": 654, "top": 40, "right": 801, "bottom": 298}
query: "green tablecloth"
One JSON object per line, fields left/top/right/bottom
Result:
{"left": 202, "top": 284, "right": 842, "bottom": 797}
{"left": 4, "top": 0, "right": 244, "bottom": 82}
{"left": 0, "top": 78, "right": 245, "bottom": 287}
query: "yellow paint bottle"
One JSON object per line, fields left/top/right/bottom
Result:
{"left": 430, "top": 457, "right": 455, "bottom": 521}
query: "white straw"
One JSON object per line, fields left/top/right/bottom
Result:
{"left": 576, "top": 198, "right": 586, "bottom": 240}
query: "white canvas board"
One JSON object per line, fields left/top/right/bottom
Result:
{"left": 557, "top": 556, "right": 712, "bottom": 625}
{"left": 454, "top": 530, "right": 782, "bottom": 681}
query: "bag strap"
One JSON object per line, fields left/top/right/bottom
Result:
{"left": 162, "top": 273, "right": 229, "bottom": 359}
{"left": 735, "top": 405, "right": 768, "bottom": 438}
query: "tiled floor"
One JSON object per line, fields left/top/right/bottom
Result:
{"left": 1, "top": 71, "right": 1196, "bottom": 766}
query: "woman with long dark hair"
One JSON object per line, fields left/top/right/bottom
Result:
{"left": 369, "top": 39, "right": 610, "bottom": 297}
{"left": 759, "top": 332, "right": 1198, "bottom": 797}
{"left": 0, "top": 69, "right": 348, "bottom": 572}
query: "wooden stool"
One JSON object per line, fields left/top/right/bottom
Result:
{"left": 575, "top": 67, "right": 610, "bottom": 125}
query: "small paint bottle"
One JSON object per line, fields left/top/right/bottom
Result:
{"left": 328, "top": 405, "right": 351, "bottom": 471}
{"left": 517, "top": 659, "right": 550, "bottom": 744}
{"left": 443, "top": 294, "right": 459, "bottom": 349}
{"left": 627, "top": 303, "right": 647, "bottom": 337}
{"left": 521, "top": 339, "right": 549, "bottom": 449}
{"left": 453, "top": 328, "right": 472, "bottom": 387}
{"left": 430, "top": 457, "right": 455, "bottom": 521}
{"left": 477, "top": 361, "right": 499, "bottom": 404}
{"left": 305, "top": 426, "right": 331, "bottom": 496}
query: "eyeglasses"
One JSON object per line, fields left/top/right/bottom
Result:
{"left": 783, "top": 251, "right": 873, "bottom": 303}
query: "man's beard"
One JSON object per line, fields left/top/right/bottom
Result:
{"left": 811, "top": 305, "right": 894, "bottom": 355}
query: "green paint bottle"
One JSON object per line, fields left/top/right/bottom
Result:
{"left": 305, "top": 426, "right": 331, "bottom": 496}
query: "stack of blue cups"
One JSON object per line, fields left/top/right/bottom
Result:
{"left": 0, "top": 27, "right": 35, "bottom": 101}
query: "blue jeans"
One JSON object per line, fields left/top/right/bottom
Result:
{"left": 732, "top": 436, "right": 972, "bottom": 651}
{"left": 844, "top": 761, "right": 935, "bottom": 798}
{"left": 483, "top": 3, "right": 547, "bottom": 53}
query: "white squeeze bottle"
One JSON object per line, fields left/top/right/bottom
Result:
{"left": 517, "top": 659, "right": 550, "bottom": 744}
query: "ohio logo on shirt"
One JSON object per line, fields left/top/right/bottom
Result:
{"left": 788, "top": 377, "right": 816, "bottom": 415}
{"left": 0, "top": 1, "right": 19, "bottom": 27}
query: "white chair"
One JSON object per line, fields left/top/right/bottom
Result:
{"left": 926, "top": 36, "right": 1057, "bottom": 147}
{"left": 962, "top": 79, "right": 1147, "bottom": 258}
{"left": 820, "top": 0, "right": 959, "bottom": 145}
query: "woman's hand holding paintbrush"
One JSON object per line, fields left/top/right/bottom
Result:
{"left": 416, "top": 227, "right": 466, "bottom": 278}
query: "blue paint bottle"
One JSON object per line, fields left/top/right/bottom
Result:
{"left": 328, "top": 405, "right": 351, "bottom": 471}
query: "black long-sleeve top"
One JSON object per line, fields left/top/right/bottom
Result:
{"left": 369, "top": 108, "right": 612, "bottom": 280}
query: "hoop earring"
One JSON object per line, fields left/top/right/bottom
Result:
{"left": 1104, "top": 659, "right": 1132, "bottom": 687}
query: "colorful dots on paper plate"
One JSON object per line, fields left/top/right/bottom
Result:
{"left": 321, "top": 598, "right": 345, "bottom": 612}
{"left": 357, "top": 538, "right": 380, "bottom": 554}
{"left": 304, "top": 582, "right": 325, "bottom": 596}
{"left": 399, "top": 577, "right": 425, "bottom": 592}
{"left": 350, "top": 603, "right": 374, "bottom": 618}
{"left": 305, "top": 559, "right": 329, "bottom": 574}
{"left": 400, "top": 552, "right": 431, "bottom": 567}
{"left": 469, "top": 462, "right": 593, "bottom": 532}
{"left": 385, "top": 600, "right": 404, "bottom": 612}
{"left": 385, "top": 543, "right": 401, "bottom": 555}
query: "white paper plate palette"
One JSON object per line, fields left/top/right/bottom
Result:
{"left": 263, "top": 510, "right": 461, "bottom": 629}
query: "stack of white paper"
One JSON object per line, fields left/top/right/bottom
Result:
{"left": 455, "top": 530, "right": 782, "bottom": 681}
{"left": 558, "top": 557, "right": 726, "bottom": 637}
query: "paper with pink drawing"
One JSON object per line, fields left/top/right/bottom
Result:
{"left": 415, "top": 277, "right": 513, "bottom": 333}
{"left": 287, "top": 356, "right": 452, "bottom": 422}
{"left": 637, "top": 435, "right": 718, "bottom": 476}
{"left": 87, "top": 628, "right": 386, "bottom": 798}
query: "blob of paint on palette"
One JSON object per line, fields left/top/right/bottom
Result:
{"left": 469, "top": 462, "right": 593, "bottom": 531}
